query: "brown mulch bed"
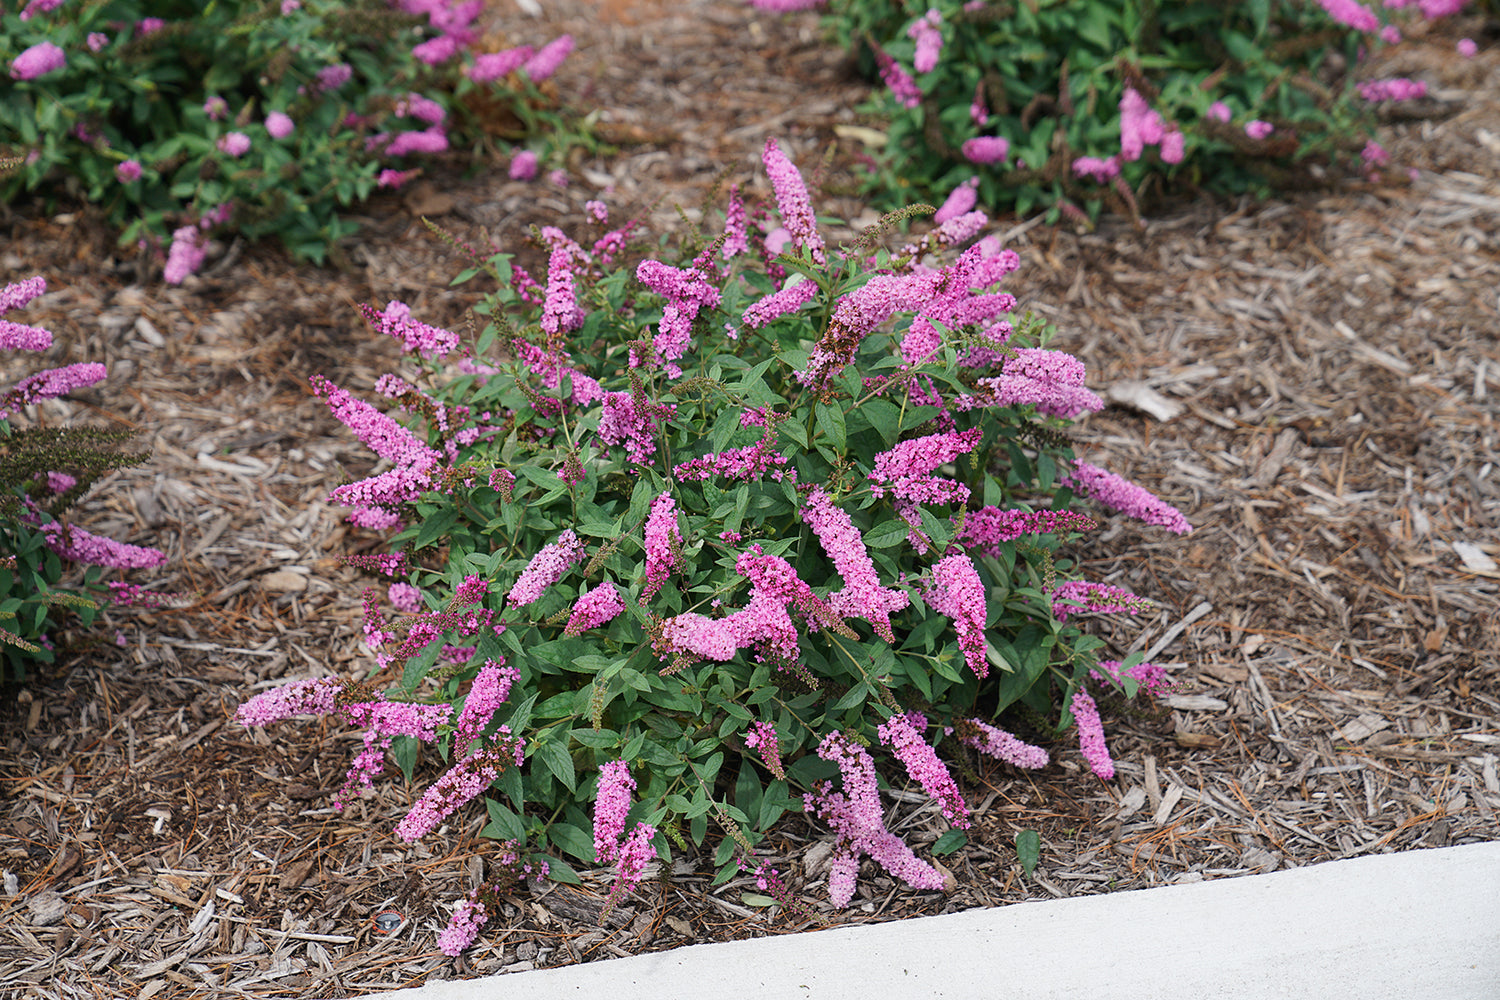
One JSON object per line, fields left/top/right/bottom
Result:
{"left": 3, "top": 2, "right": 1498, "bottom": 996}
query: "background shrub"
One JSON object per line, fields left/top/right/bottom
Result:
{"left": 1, "top": 0, "right": 572, "bottom": 274}
{"left": 796, "top": 0, "right": 1475, "bottom": 221}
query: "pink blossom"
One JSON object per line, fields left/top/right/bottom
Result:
{"left": 19, "top": 0, "right": 65, "bottom": 21}
{"left": 11, "top": 42, "right": 65, "bottom": 80}
{"left": 395, "top": 93, "right": 445, "bottom": 125}
{"left": 1380, "top": 24, "right": 1403, "bottom": 43}
{"left": 1092, "top": 659, "right": 1174, "bottom": 697}
{"left": 741, "top": 275, "right": 818, "bottom": 329}
{"left": 541, "top": 245, "right": 584, "bottom": 337}
{"left": 509, "top": 150, "right": 538, "bottom": 181}
{"left": 265, "top": 111, "right": 294, "bottom": 139}
{"left": 116, "top": 160, "right": 142, "bottom": 183}
{"left": 1362, "top": 140, "right": 1389, "bottom": 167}
{"left": 956, "top": 506, "right": 1095, "bottom": 556}
{"left": 1458, "top": 38, "right": 1478, "bottom": 58}
{"left": 962, "top": 136, "right": 1009, "bottom": 164}
{"left": 1050, "top": 580, "right": 1153, "bottom": 622}
{"left": 358, "top": 300, "right": 459, "bottom": 358}
{"left": 933, "top": 177, "right": 978, "bottom": 224}
{"left": 745, "top": 0, "right": 826, "bottom": 8}
{"left": 1244, "top": 120, "right": 1275, "bottom": 140}
{"left": 672, "top": 435, "right": 789, "bottom": 483}
{"left": 952, "top": 717, "right": 1049, "bottom": 769}
{"left": 921, "top": 554, "right": 988, "bottom": 679}
{"left": 135, "top": 17, "right": 164, "bottom": 35}
{"left": 234, "top": 677, "right": 343, "bottom": 726}
{"left": 804, "top": 732, "right": 946, "bottom": 906}
{"left": 594, "top": 760, "right": 637, "bottom": 863}
{"left": 203, "top": 96, "right": 229, "bottom": 120}
{"left": 874, "top": 44, "right": 921, "bottom": 110}
{"left": 394, "top": 735, "right": 522, "bottom": 841}
{"left": 1317, "top": 0, "right": 1380, "bottom": 30}
{"left": 564, "top": 581, "right": 626, "bottom": 636}
{"left": 1206, "top": 101, "right": 1232, "bottom": 123}
{"left": 385, "top": 127, "right": 448, "bottom": 156}
{"left": 612, "top": 821, "right": 658, "bottom": 892}
{"left": 970, "top": 80, "right": 989, "bottom": 125}
{"left": 548, "top": 169, "right": 569, "bottom": 188}
{"left": 1061, "top": 459, "right": 1192, "bottom": 534}
{"left": 878, "top": 712, "right": 969, "bottom": 826}
{"left": 959, "top": 348, "right": 1104, "bottom": 419}
{"left": 762, "top": 138, "right": 826, "bottom": 264}
{"left": 722, "top": 185, "right": 748, "bottom": 263}
{"left": 597, "top": 389, "right": 674, "bottom": 466}
{"left": 469, "top": 45, "right": 533, "bottom": 82}
{"left": 411, "top": 34, "right": 460, "bottom": 65}
{"left": 744, "top": 721, "right": 786, "bottom": 779}
{"left": 388, "top": 582, "right": 422, "bottom": 613}
{"left": 802, "top": 489, "right": 909, "bottom": 641}
{"left": 438, "top": 896, "right": 488, "bottom": 956}
{"left": 523, "top": 35, "right": 573, "bottom": 82}
{"left": 659, "top": 612, "right": 738, "bottom": 661}
{"left": 1071, "top": 688, "right": 1115, "bottom": 779}
{"left": 39, "top": 520, "right": 166, "bottom": 569}
{"left": 87, "top": 33, "right": 108, "bottom": 52}
{"left": 907, "top": 10, "right": 944, "bottom": 74}
{"left": 0, "top": 362, "right": 107, "bottom": 419}
{"left": 309, "top": 374, "right": 441, "bottom": 469}
{"left": 642, "top": 493, "right": 683, "bottom": 601}
{"left": 585, "top": 200, "right": 608, "bottom": 224}
{"left": 314, "top": 63, "right": 351, "bottom": 92}
{"left": 1357, "top": 78, "right": 1427, "bottom": 102}
{"left": 507, "top": 529, "right": 585, "bottom": 606}
{"left": 217, "top": 132, "right": 251, "bottom": 157}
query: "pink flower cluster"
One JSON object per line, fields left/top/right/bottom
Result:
{"left": 437, "top": 897, "right": 487, "bottom": 956}
{"left": 1357, "top": 78, "right": 1428, "bottom": 102}
{"left": 744, "top": 721, "right": 786, "bottom": 779}
{"left": 802, "top": 489, "right": 909, "bottom": 642}
{"left": 312, "top": 373, "right": 443, "bottom": 529}
{"left": 672, "top": 434, "right": 789, "bottom": 483}
{"left": 563, "top": 581, "right": 625, "bottom": 636}
{"left": 933, "top": 177, "right": 978, "bottom": 224}
{"left": 874, "top": 44, "right": 922, "bottom": 110}
{"left": 804, "top": 732, "right": 947, "bottom": 906}
{"left": 450, "top": 660, "right": 519, "bottom": 754}
{"left": 1072, "top": 156, "right": 1121, "bottom": 183}
{"left": 636, "top": 258, "right": 722, "bottom": 375}
{"left": 395, "top": 733, "right": 523, "bottom": 841}
{"left": 164, "top": 226, "right": 206, "bottom": 285}
{"left": 1061, "top": 459, "right": 1192, "bottom": 534}
{"left": 1317, "top": 0, "right": 1380, "bottom": 31}
{"left": 642, "top": 493, "right": 683, "bottom": 601}
{"left": 357, "top": 300, "right": 459, "bottom": 358}
{"left": 1091, "top": 659, "right": 1174, "bottom": 697}
{"left": 762, "top": 137, "right": 826, "bottom": 264}
{"left": 741, "top": 275, "right": 818, "bottom": 330}
{"left": 959, "top": 347, "right": 1105, "bottom": 419}
{"left": 907, "top": 10, "right": 944, "bottom": 74}
{"left": 951, "top": 717, "right": 1050, "bottom": 769}
{"left": 597, "top": 389, "right": 675, "bottom": 466}
{"left": 1049, "top": 580, "right": 1154, "bottom": 622}
{"left": 956, "top": 506, "right": 1095, "bottom": 557}
{"left": 39, "top": 521, "right": 166, "bottom": 569}
{"left": 1120, "top": 88, "right": 1184, "bottom": 164}
{"left": 10, "top": 41, "right": 64, "bottom": 80}
{"left": 962, "top": 136, "right": 1009, "bottom": 164}
{"left": 1070, "top": 688, "right": 1115, "bottom": 779}
{"left": 0, "top": 363, "right": 107, "bottom": 420}
{"left": 507, "top": 528, "right": 585, "bottom": 607}
{"left": 921, "top": 554, "right": 988, "bottom": 679}
{"left": 593, "top": 760, "right": 657, "bottom": 892}
{"left": 878, "top": 712, "right": 969, "bottom": 826}
{"left": 869, "top": 428, "right": 979, "bottom": 510}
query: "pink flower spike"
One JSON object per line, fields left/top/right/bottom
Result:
{"left": 507, "top": 528, "right": 585, "bottom": 607}
{"left": 594, "top": 760, "right": 637, "bottom": 863}
{"left": 878, "top": 713, "right": 970, "bottom": 827}
{"left": 642, "top": 493, "right": 683, "bottom": 601}
{"left": 762, "top": 138, "right": 826, "bottom": 264}
{"left": 563, "top": 581, "right": 626, "bottom": 636}
{"left": 744, "top": 721, "right": 786, "bottom": 779}
{"left": 962, "top": 136, "right": 1009, "bottom": 164}
{"left": 921, "top": 554, "right": 988, "bottom": 679}
{"left": 523, "top": 35, "right": 573, "bottom": 82}
{"left": 10, "top": 41, "right": 65, "bottom": 80}
{"left": 451, "top": 660, "right": 520, "bottom": 755}
{"left": 932, "top": 177, "right": 979, "bottom": 224}
{"left": 509, "top": 150, "right": 538, "bottom": 181}
{"left": 234, "top": 677, "right": 343, "bottom": 726}
{"left": 1071, "top": 688, "right": 1115, "bottom": 780}
{"left": 438, "top": 895, "right": 488, "bottom": 956}
{"left": 1061, "top": 459, "right": 1192, "bottom": 534}
{"left": 952, "top": 718, "right": 1049, "bottom": 769}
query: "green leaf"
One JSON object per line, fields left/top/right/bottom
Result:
{"left": 391, "top": 735, "right": 421, "bottom": 783}
{"left": 741, "top": 892, "right": 778, "bottom": 907}
{"left": 814, "top": 403, "right": 846, "bottom": 453}
{"left": 483, "top": 799, "right": 526, "bottom": 842}
{"left": 548, "top": 822, "right": 596, "bottom": 862}
{"left": 862, "top": 519, "right": 910, "bottom": 549}
{"left": 931, "top": 829, "right": 968, "bottom": 857}
{"left": 860, "top": 398, "right": 902, "bottom": 446}
{"left": 545, "top": 857, "right": 582, "bottom": 885}
{"left": 535, "top": 737, "right": 577, "bottom": 792}
{"left": 1015, "top": 829, "right": 1041, "bottom": 877}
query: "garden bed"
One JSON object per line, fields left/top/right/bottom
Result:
{"left": 2, "top": 1, "right": 1497, "bottom": 996}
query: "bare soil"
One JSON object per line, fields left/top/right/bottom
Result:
{"left": 2, "top": 2, "right": 1498, "bottom": 996}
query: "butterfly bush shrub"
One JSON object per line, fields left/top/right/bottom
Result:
{"left": 753, "top": 0, "right": 1473, "bottom": 222}
{"left": 1, "top": 0, "right": 573, "bottom": 273}
{"left": 0, "top": 189, "right": 167, "bottom": 679}
{"left": 238, "top": 139, "right": 1191, "bottom": 954}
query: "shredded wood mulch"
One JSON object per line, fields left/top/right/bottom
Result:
{"left": 3, "top": 2, "right": 1498, "bottom": 996}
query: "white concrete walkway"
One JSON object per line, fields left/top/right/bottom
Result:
{"left": 368, "top": 841, "right": 1500, "bottom": 1000}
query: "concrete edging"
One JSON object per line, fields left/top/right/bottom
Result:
{"left": 366, "top": 841, "right": 1500, "bottom": 1000}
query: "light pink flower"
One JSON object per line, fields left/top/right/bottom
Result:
{"left": 1206, "top": 101, "right": 1232, "bottom": 123}
{"left": 762, "top": 137, "right": 825, "bottom": 264}
{"left": 933, "top": 177, "right": 978, "bottom": 223}
{"left": 878, "top": 712, "right": 969, "bottom": 826}
{"left": 962, "top": 136, "right": 1009, "bottom": 164}
{"left": 1061, "top": 459, "right": 1192, "bottom": 534}
{"left": 1458, "top": 38, "right": 1478, "bottom": 58}
{"left": 642, "top": 493, "right": 683, "bottom": 601}
{"left": 509, "top": 150, "right": 538, "bottom": 180}
{"left": 470, "top": 46, "right": 532, "bottom": 82}
{"left": 594, "top": 760, "right": 636, "bottom": 863}
{"left": 11, "top": 41, "right": 65, "bottom": 80}
{"left": 1244, "top": 120, "right": 1275, "bottom": 140}
{"left": 265, "top": 111, "right": 294, "bottom": 139}
{"left": 438, "top": 896, "right": 488, "bottom": 956}
{"left": 523, "top": 35, "right": 573, "bottom": 82}
{"left": 801, "top": 488, "right": 909, "bottom": 642}
{"left": 116, "top": 160, "right": 142, "bottom": 183}
{"left": 1071, "top": 688, "right": 1115, "bottom": 779}
{"left": 951, "top": 718, "right": 1049, "bottom": 769}
{"left": 563, "top": 581, "right": 626, "bottom": 636}
{"left": 507, "top": 529, "right": 585, "bottom": 607}
{"left": 921, "top": 554, "right": 988, "bottom": 679}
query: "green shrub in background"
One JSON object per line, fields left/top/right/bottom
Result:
{"left": 773, "top": 0, "right": 1476, "bottom": 222}
{"left": 239, "top": 139, "right": 1192, "bottom": 953}
{"left": 1, "top": 0, "right": 573, "bottom": 275}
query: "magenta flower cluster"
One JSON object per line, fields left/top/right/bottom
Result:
{"left": 956, "top": 506, "right": 1096, "bottom": 557}
{"left": 1050, "top": 580, "right": 1154, "bottom": 622}
{"left": 878, "top": 712, "right": 970, "bottom": 826}
{"left": 950, "top": 717, "right": 1050, "bottom": 770}
{"left": 563, "top": 581, "right": 626, "bottom": 636}
{"left": 804, "top": 732, "right": 947, "bottom": 906}
{"left": 802, "top": 488, "right": 909, "bottom": 642}
{"left": 921, "top": 554, "right": 989, "bottom": 679}
{"left": 507, "top": 528, "right": 585, "bottom": 607}
{"left": 593, "top": 760, "right": 657, "bottom": 893}
{"left": 1061, "top": 459, "right": 1193, "bottom": 534}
